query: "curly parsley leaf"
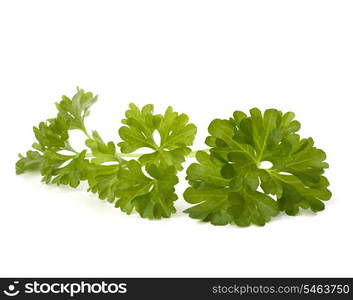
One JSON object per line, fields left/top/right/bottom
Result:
{"left": 55, "top": 88, "right": 97, "bottom": 133}
{"left": 87, "top": 164, "right": 121, "bottom": 203}
{"left": 49, "top": 150, "right": 91, "bottom": 188}
{"left": 32, "top": 114, "right": 70, "bottom": 151}
{"left": 16, "top": 151, "right": 44, "bottom": 175}
{"left": 184, "top": 151, "right": 279, "bottom": 226}
{"left": 118, "top": 104, "right": 197, "bottom": 170}
{"left": 16, "top": 88, "right": 97, "bottom": 187}
{"left": 184, "top": 108, "right": 331, "bottom": 226}
{"left": 85, "top": 131, "right": 119, "bottom": 164}
{"left": 116, "top": 160, "right": 178, "bottom": 219}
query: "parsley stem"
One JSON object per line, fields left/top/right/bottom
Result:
{"left": 80, "top": 125, "right": 92, "bottom": 140}
{"left": 84, "top": 149, "right": 210, "bottom": 159}
{"left": 116, "top": 153, "right": 144, "bottom": 158}
{"left": 186, "top": 149, "right": 210, "bottom": 158}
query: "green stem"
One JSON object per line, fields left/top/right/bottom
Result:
{"left": 78, "top": 122, "right": 92, "bottom": 140}
{"left": 82, "top": 128, "right": 92, "bottom": 140}
{"left": 187, "top": 149, "right": 209, "bottom": 158}
{"left": 116, "top": 153, "right": 144, "bottom": 158}
{"left": 84, "top": 149, "right": 210, "bottom": 159}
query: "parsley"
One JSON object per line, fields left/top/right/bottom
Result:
{"left": 184, "top": 108, "right": 331, "bottom": 226}
{"left": 118, "top": 103, "right": 197, "bottom": 170}
{"left": 16, "top": 90, "right": 331, "bottom": 225}
{"left": 16, "top": 88, "right": 195, "bottom": 219}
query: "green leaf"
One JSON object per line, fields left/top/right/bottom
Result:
{"left": 118, "top": 104, "right": 197, "bottom": 170}
{"left": 184, "top": 151, "right": 279, "bottom": 226}
{"left": 118, "top": 104, "right": 160, "bottom": 152}
{"left": 39, "top": 150, "right": 74, "bottom": 183}
{"left": 16, "top": 89, "right": 99, "bottom": 189}
{"left": 185, "top": 108, "right": 331, "bottom": 226}
{"left": 228, "top": 191, "right": 279, "bottom": 226}
{"left": 85, "top": 131, "right": 118, "bottom": 164}
{"left": 87, "top": 164, "right": 121, "bottom": 203}
{"left": 186, "top": 151, "right": 228, "bottom": 188}
{"left": 216, "top": 108, "right": 331, "bottom": 215}
{"left": 16, "top": 151, "right": 44, "bottom": 174}
{"left": 47, "top": 150, "right": 90, "bottom": 188}
{"left": 33, "top": 114, "right": 70, "bottom": 150}
{"left": 116, "top": 160, "right": 178, "bottom": 219}
{"left": 55, "top": 88, "right": 97, "bottom": 132}
{"left": 273, "top": 173, "right": 331, "bottom": 215}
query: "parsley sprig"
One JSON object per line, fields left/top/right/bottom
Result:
{"left": 16, "top": 89, "right": 332, "bottom": 225}
{"left": 16, "top": 88, "right": 196, "bottom": 219}
{"left": 184, "top": 109, "right": 331, "bottom": 226}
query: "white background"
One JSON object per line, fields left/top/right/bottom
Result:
{"left": 0, "top": 0, "right": 352, "bottom": 277}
